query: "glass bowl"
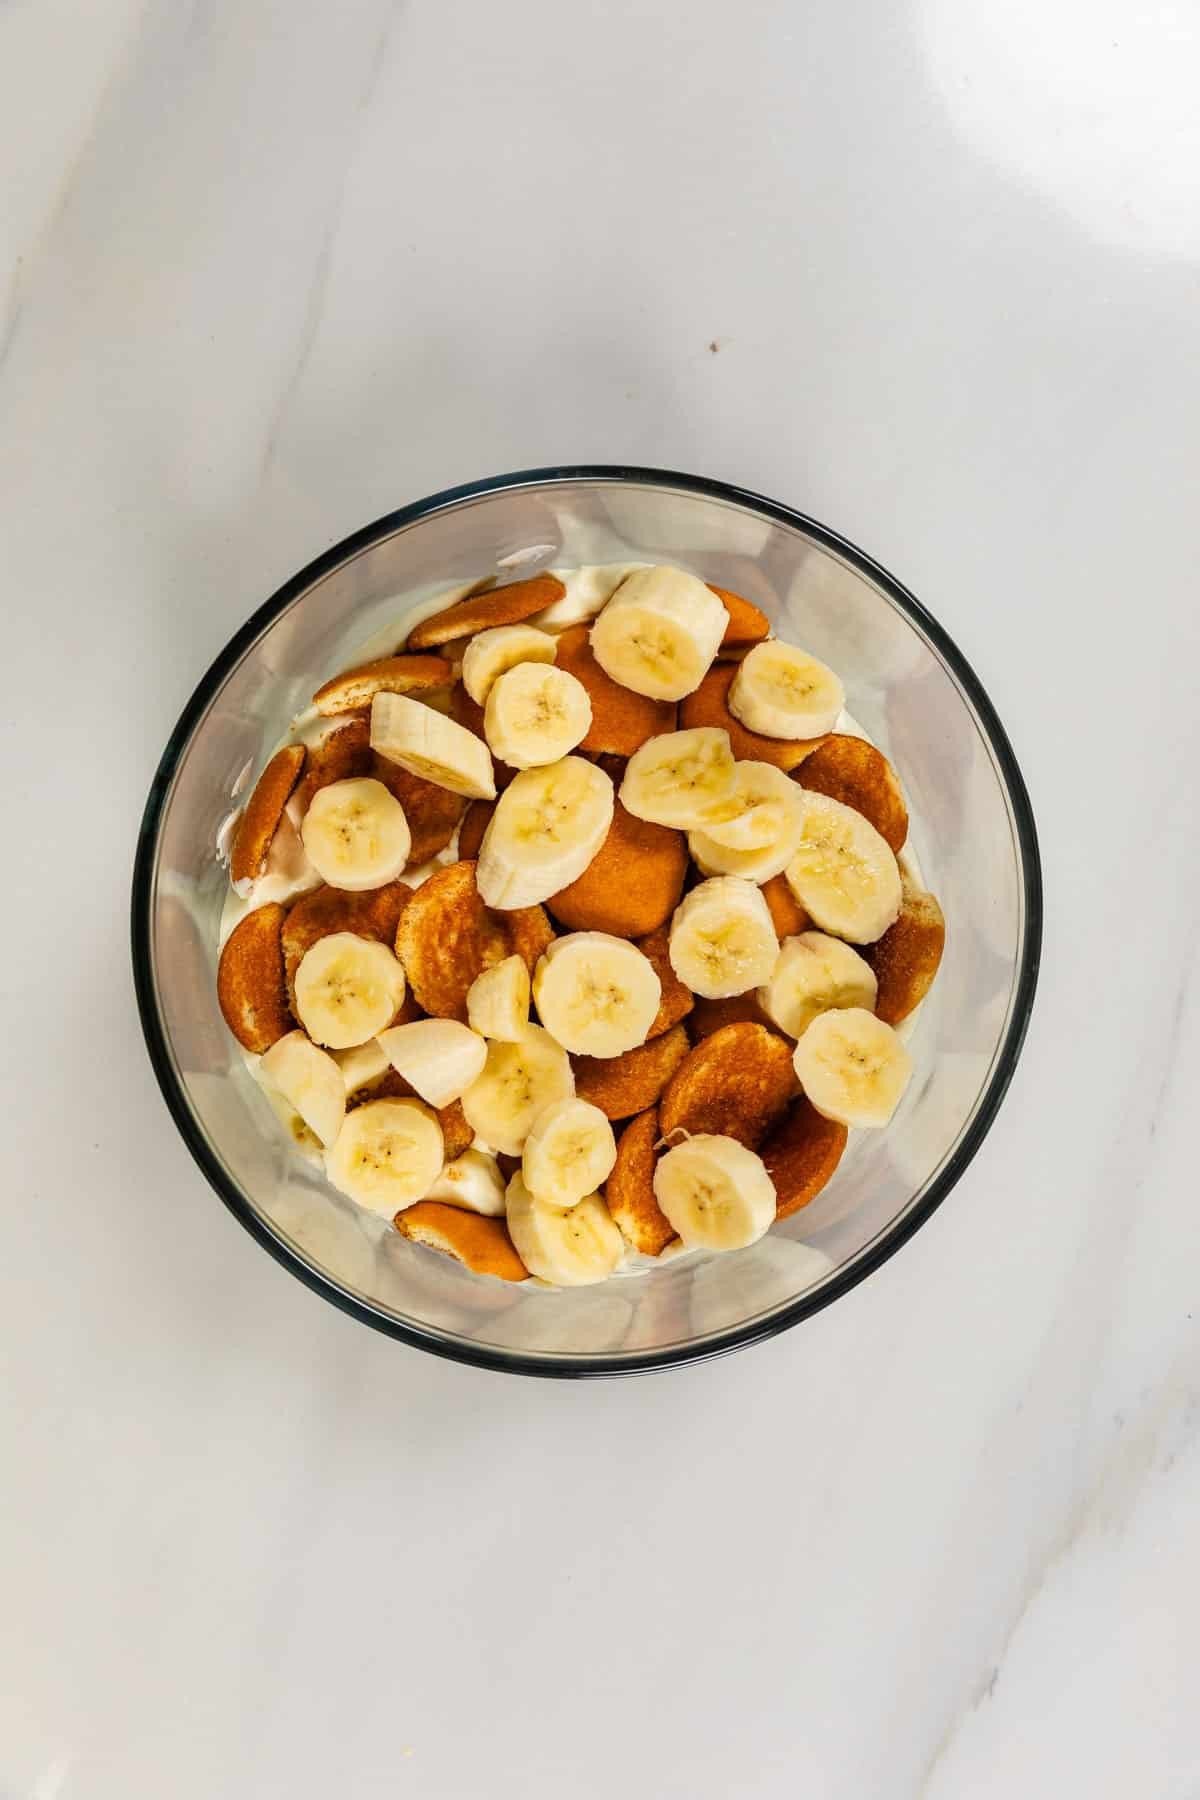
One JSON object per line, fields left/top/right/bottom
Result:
{"left": 132, "top": 467, "right": 1041, "bottom": 1377}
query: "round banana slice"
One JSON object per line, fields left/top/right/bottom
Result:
{"left": 688, "top": 761, "right": 807, "bottom": 883}
{"left": 293, "top": 931, "right": 407, "bottom": 1049}
{"left": 784, "top": 791, "right": 902, "bottom": 944}
{"left": 668, "top": 877, "right": 778, "bottom": 999}
{"left": 476, "top": 756, "right": 614, "bottom": 910}
{"left": 532, "top": 932, "right": 662, "bottom": 1058}
{"left": 619, "top": 727, "right": 737, "bottom": 829}
{"left": 729, "top": 641, "right": 845, "bottom": 739}
{"left": 483, "top": 663, "right": 592, "bottom": 769}
{"left": 460, "top": 1023, "right": 575, "bottom": 1156}
{"left": 505, "top": 1172, "right": 624, "bottom": 1286}
{"left": 589, "top": 565, "right": 728, "bottom": 701}
{"left": 758, "top": 930, "right": 878, "bottom": 1040}
{"left": 652, "top": 1134, "right": 777, "bottom": 1251}
{"left": 326, "top": 1097, "right": 444, "bottom": 1217}
{"left": 370, "top": 691, "right": 496, "bottom": 800}
{"left": 792, "top": 1007, "right": 913, "bottom": 1129}
{"left": 461, "top": 623, "right": 557, "bottom": 704}
{"left": 376, "top": 1019, "right": 488, "bottom": 1108}
{"left": 425, "top": 1147, "right": 507, "bottom": 1217}
{"left": 465, "top": 954, "right": 531, "bottom": 1041}
{"left": 258, "top": 1030, "right": 346, "bottom": 1147}
{"left": 300, "top": 777, "right": 411, "bottom": 891}
{"left": 522, "top": 1097, "right": 617, "bottom": 1209}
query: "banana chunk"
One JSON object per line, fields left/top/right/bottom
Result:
{"left": 326, "top": 1098, "right": 444, "bottom": 1217}
{"left": 792, "top": 1007, "right": 912, "bottom": 1129}
{"left": 522, "top": 1097, "right": 617, "bottom": 1209}
{"left": 533, "top": 932, "right": 662, "bottom": 1058}
{"left": 300, "top": 777, "right": 411, "bottom": 890}
{"left": 425, "top": 1147, "right": 507, "bottom": 1217}
{"left": 758, "top": 930, "right": 878, "bottom": 1040}
{"left": 466, "top": 954, "right": 531, "bottom": 1041}
{"left": 590, "top": 565, "right": 727, "bottom": 701}
{"left": 461, "top": 623, "right": 557, "bottom": 704}
{"left": 729, "top": 641, "right": 844, "bottom": 739}
{"left": 784, "top": 791, "right": 902, "bottom": 944}
{"left": 653, "top": 1134, "right": 777, "bottom": 1251}
{"left": 668, "top": 877, "right": 778, "bottom": 999}
{"left": 619, "top": 727, "right": 737, "bottom": 830}
{"left": 293, "top": 931, "right": 407, "bottom": 1049}
{"left": 476, "top": 756, "right": 614, "bottom": 910}
{"left": 460, "top": 1024, "right": 575, "bottom": 1156}
{"left": 505, "top": 1172, "right": 624, "bottom": 1286}
{"left": 688, "top": 760, "right": 806, "bottom": 883}
{"left": 376, "top": 1019, "right": 488, "bottom": 1108}
{"left": 259, "top": 1030, "right": 346, "bottom": 1148}
{"left": 484, "top": 663, "right": 592, "bottom": 769}
{"left": 370, "top": 692, "right": 496, "bottom": 800}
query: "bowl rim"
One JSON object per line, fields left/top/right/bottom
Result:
{"left": 131, "top": 464, "right": 1043, "bottom": 1378}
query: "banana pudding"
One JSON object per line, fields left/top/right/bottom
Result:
{"left": 217, "top": 563, "right": 945, "bottom": 1287}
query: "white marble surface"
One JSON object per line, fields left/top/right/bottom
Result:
{"left": 3, "top": 2, "right": 1199, "bottom": 1794}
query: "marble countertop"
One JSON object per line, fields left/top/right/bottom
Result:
{"left": 4, "top": 2, "right": 1199, "bottom": 1795}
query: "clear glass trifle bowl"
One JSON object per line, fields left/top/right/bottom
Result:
{"left": 132, "top": 467, "right": 1042, "bottom": 1376}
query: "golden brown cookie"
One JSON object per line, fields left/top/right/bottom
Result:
{"left": 865, "top": 885, "right": 945, "bottom": 1025}
{"left": 395, "top": 860, "right": 554, "bottom": 1022}
{"left": 407, "top": 573, "right": 566, "bottom": 650}
{"left": 230, "top": 746, "right": 306, "bottom": 884}
{"left": 448, "top": 684, "right": 517, "bottom": 790}
{"left": 312, "top": 654, "right": 454, "bottom": 715}
{"left": 761, "top": 1096, "right": 848, "bottom": 1220}
{"left": 680, "top": 663, "right": 828, "bottom": 771}
{"left": 281, "top": 882, "right": 412, "bottom": 999}
{"left": 553, "top": 624, "right": 677, "bottom": 756}
{"left": 217, "top": 904, "right": 293, "bottom": 1052}
{"left": 707, "top": 585, "right": 771, "bottom": 652}
{"left": 635, "top": 926, "right": 694, "bottom": 1039}
{"left": 394, "top": 1201, "right": 529, "bottom": 1280}
{"left": 687, "top": 990, "right": 778, "bottom": 1040}
{"left": 760, "top": 872, "right": 812, "bottom": 940}
{"left": 659, "top": 1023, "right": 795, "bottom": 1150}
{"left": 571, "top": 1025, "right": 690, "bottom": 1121}
{"left": 456, "top": 798, "right": 495, "bottom": 861}
{"left": 294, "top": 719, "right": 372, "bottom": 812}
{"left": 369, "top": 754, "right": 466, "bottom": 865}
{"left": 605, "top": 1109, "right": 675, "bottom": 1257}
{"left": 794, "top": 735, "right": 908, "bottom": 853}
{"left": 546, "top": 802, "right": 687, "bottom": 939}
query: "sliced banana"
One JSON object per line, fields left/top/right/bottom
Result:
{"left": 758, "top": 930, "right": 878, "bottom": 1039}
{"left": 688, "top": 760, "right": 806, "bottom": 882}
{"left": 376, "top": 1018, "right": 488, "bottom": 1108}
{"left": 531, "top": 563, "right": 650, "bottom": 629}
{"left": 425, "top": 1147, "right": 507, "bottom": 1217}
{"left": 729, "top": 640, "right": 844, "bottom": 738}
{"left": 792, "top": 1006, "right": 913, "bottom": 1128}
{"left": 332, "top": 1039, "right": 392, "bottom": 1095}
{"left": 465, "top": 954, "right": 531, "bottom": 1041}
{"left": 505, "top": 1172, "right": 624, "bottom": 1285}
{"left": 326, "top": 1097, "right": 444, "bottom": 1216}
{"left": 668, "top": 877, "right": 778, "bottom": 999}
{"left": 461, "top": 623, "right": 557, "bottom": 704}
{"left": 483, "top": 663, "right": 592, "bottom": 769}
{"left": 785, "top": 791, "right": 902, "bottom": 944}
{"left": 652, "top": 1134, "right": 777, "bottom": 1251}
{"left": 293, "top": 932, "right": 407, "bottom": 1049}
{"left": 590, "top": 565, "right": 728, "bottom": 701}
{"left": 299, "top": 776, "right": 411, "bottom": 890}
{"left": 258, "top": 1030, "right": 346, "bottom": 1147}
{"left": 619, "top": 727, "right": 737, "bottom": 829}
{"left": 476, "top": 755, "right": 614, "bottom": 910}
{"left": 370, "top": 691, "right": 496, "bottom": 800}
{"left": 522, "top": 1097, "right": 617, "bottom": 1209}
{"left": 460, "top": 1023, "right": 575, "bottom": 1155}
{"left": 533, "top": 932, "right": 662, "bottom": 1058}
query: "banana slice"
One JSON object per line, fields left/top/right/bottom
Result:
{"left": 425, "top": 1147, "right": 507, "bottom": 1217}
{"left": 758, "top": 930, "right": 878, "bottom": 1040}
{"left": 529, "top": 562, "right": 650, "bottom": 629}
{"left": 619, "top": 727, "right": 737, "bottom": 829}
{"left": 532, "top": 932, "right": 662, "bottom": 1058}
{"left": 460, "top": 1023, "right": 575, "bottom": 1155}
{"left": 652, "top": 1134, "right": 777, "bottom": 1251}
{"left": 688, "top": 760, "right": 807, "bottom": 882}
{"left": 505, "top": 1172, "right": 624, "bottom": 1285}
{"left": 792, "top": 1006, "right": 913, "bottom": 1129}
{"left": 293, "top": 931, "right": 407, "bottom": 1049}
{"left": 258, "top": 1030, "right": 346, "bottom": 1147}
{"left": 376, "top": 1018, "right": 488, "bottom": 1108}
{"left": 299, "top": 777, "right": 411, "bottom": 890}
{"left": 668, "top": 877, "right": 778, "bottom": 999}
{"left": 476, "top": 756, "right": 614, "bottom": 910}
{"left": 784, "top": 791, "right": 902, "bottom": 944}
{"left": 590, "top": 565, "right": 728, "bottom": 701}
{"left": 522, "top": 1097, "right": 617, "bottom": 1209}
{"left": 465, "top": 954, "right": 531, "bottom": 1041}
{"left": 729, "top": 641, "right": 844, "bottom": 739}
{"left": 326, "top": 1097, "right": 444, "bottom": 1216}
{"left": 483, "top": 663, "right": 592, "bottom": 768}
{"left": 461, "top": 624, "right": 557, "bottom": 704}
{"left": 370, "top": 692, "right": 496, "bottom": 800}
{"left": 332, "top": 1039, "right": 392, "bottom": 1094}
